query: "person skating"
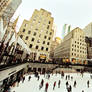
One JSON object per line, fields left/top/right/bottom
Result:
{"left": 66, "top": 81, "right": 69, "bottom": 88}
{"left": 45, "top": 82, "right": 49, "bottom": 92}
{"left": 58, "top": 80, "right": 61, "bottom": 88}
{"left": 82, "top": 90, "right": 84, "bottom": 92}
{"left": 53, "top": 81, "right": 56, "bottom": 90}
{"left": 28, "top": 76, "right": 31, "bottom": 81}
{"left": 61, "top": 71, "right": 64, "bottom": 78}
{"left": 48, "top": 74, "right": 50, "bottom": 79}
{"left": 69, "top": 85, "right": 72, "bottom": 92}
{"left": 71, "top": 76, "right": 73, "bottom": 80}
{"left": 74, "top": 80, "right": 76, "bottom": 87}
{"left": 68, "top": 75, "right": 70, "bottom": 80}
{"left": 39, "top": 79, "right": 44, "bottom": 90}
{"left": 87, "top": 80, "right": 89, "bottom": 88}
{"left": 37, "top": 75, "right": 40, "bottom": 81}
{"left": 67, "top": 84, "right": 70, "bottom": 92}
{"left": 66, "top": 75, "right": 68, "bottom": 80}
{"left": 22, "top": 76, "right": 25, "bottom": 83}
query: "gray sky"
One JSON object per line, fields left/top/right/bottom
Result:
{"left": 13, "top": 0, "right": 92, "bottom": 38}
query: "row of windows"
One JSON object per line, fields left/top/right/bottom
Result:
{"left": 29, "top": 44, "right": 48, "bottom": 51}
{"left": 20, "top": 35, "right": 51, "bottom": 41}
{"left": 75, "top": 41, "right": 85, "bottom": 44}
{"left": 20, "top": 35, "right": 50, "bottom": 45}
{"left": 72, "top": 44, "right": 86, "bottom": 49}
{"left": 72, "top": 49, "right": 86, "bottom": 54}
{"left": 72, "top": 53, "right": 86, "bottom": 57}
{"left": 22, "top": 29, "right": 52, "bottom": 35}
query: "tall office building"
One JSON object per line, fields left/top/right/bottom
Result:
{"left": 83, "top": 22, "right": 92, "bottom": 38}
{"left": 62, "top": 24, "right": 71, "bottom": 38}
{"left": 0, "top": 0, "right": 22, "bottom": 26}
{"left": 54, "top": 27, "right": 87, "bottom": 64}
{"left": 18, "top": 9, "right": 54, "bottom": 61}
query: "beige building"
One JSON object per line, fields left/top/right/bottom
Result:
{"left": 83, "top": 22, "right": 92, "bottom": 38}
{"left": 18, "top": 9, "right": 54, "bottom": 61}
{"left": 49, "top": 37, "right": 61, "bottom": 59}
{"left": 54, "top": 27, "right": 87, "bottom": 64}
{"left": 0, "top": 0, "right": 22, "bottom": 26}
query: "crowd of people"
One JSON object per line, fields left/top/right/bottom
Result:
{"left": 8, "top": 70, "right": 92, "bottom": 92}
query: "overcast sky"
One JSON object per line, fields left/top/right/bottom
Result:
{"left": 13, "top": 0, "right": 92, "bottom": 38}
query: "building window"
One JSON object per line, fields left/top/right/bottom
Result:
{"left": 48, "top": 37, "right": 51, "bottom": 40}
{"left": 20, "top": 35, "right": 23, "bottom": 38}
{"left": 47, "top": 25, "right": 49, "bottom": 29}
{"left": 50, "top": 32, "right": 52, "bottom": 35}
{"left": 31, "top": 38, "right": 34, "bottom": 41}
{"left": 33, "top": 32, "right": 36, "bottom": 36}
{"left": 29, "top": 44, "right": 32, "bottom": 48}
{"left": 39, "top": 34, "right": 41, "bottom": 37}
{"left": 43, "top": 41, "right": 45, "bottom": 44}
{"left": 46, "top": 31, "right": 48, "bottom": 34}
{"left": 25, "top": 36, "right": 28, "bottom": 40}
{"left": 77, "top": 46, "right": 79, "bottom": 48}
{"left": 46, "top": 48, "right": 48, "bottom": 51}
{"left": 48, "top": 21, "right": 51, "bottom": 24}
{"left": 23, "top": 29, "right": 25, "bottom": 32}
{"left": 44, "top": 36, "right": 47, "bottom": 39}
{"left": 35, "top": 46, "right": 38, "bottom": 49}
{"left": 41, "top": 47, "right": 44, "bottom": 50}
{"left": 35, "top": 28, "right": 38, "bottom": 31}
{"left": 47, "top": 42, "right": 49, "bottom": 45}
{"left": 28, "top": 31, "right": 31, "bottom": 34}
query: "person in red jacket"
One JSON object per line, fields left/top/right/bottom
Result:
{"left": 45, "top": 82, "right": 49, "bottom": 92}
{"left": 53, "top": 81, "right": 56, "bottom": 90}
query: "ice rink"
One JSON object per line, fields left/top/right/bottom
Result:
{"left": 11, "top": 73, "right": 92, "bottom": 92}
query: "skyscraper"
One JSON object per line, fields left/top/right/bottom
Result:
{"left": 62, "top": 24, "right": 71, "bottom": 38}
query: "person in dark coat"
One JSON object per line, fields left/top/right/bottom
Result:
{"left": 28, "top": 76, "right": 31, "bottom": 81}
{"left": 87, "top": 80, "right": 89, "bottom": 88}
{"left": 74, "top": 80, "right": 76, "bottom": 87}
{"left": 22, "top": 76, "right": 25, "bottom": 83}
{"left": 58, "top": 80, "right": 61, "bottom": 88}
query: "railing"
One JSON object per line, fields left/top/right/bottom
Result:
{"left": 0, "top": 61, "right": 27, "bottom": 71}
